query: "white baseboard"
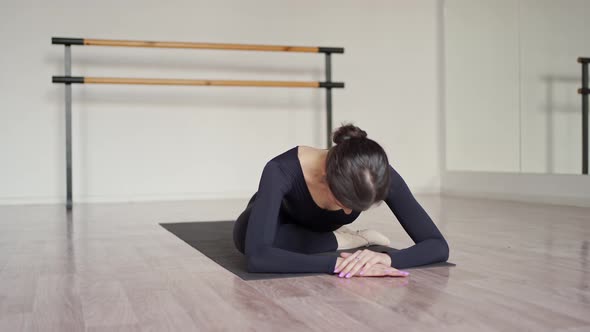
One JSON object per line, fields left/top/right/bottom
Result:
{"left": 412, "top": 186, "right": 442, "bottom": 195}
{"left": 0, "top": 191, "right": 253, "bottom": 206}
{"left": 442, "top": 171, "right": 590, "bottom": 208}
{"left": 5, "top": 177, "right": 587, "bottom": 208}
{"left": 0, "top": 184, "right": 443, "bottom": 207}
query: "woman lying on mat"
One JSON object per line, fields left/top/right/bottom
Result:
{"left": 233, "top": 123, "right": 449, "bottom": 278}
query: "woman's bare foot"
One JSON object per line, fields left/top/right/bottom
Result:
{"left": 335, "top": 226, "right": 391, "bottom": 248}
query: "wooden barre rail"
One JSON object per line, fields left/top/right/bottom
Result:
{"left": 52, "top": 37, "right": 344, "bottom": 54}
{"left": 52, "top": 76, "right": 344, "bottom": 88}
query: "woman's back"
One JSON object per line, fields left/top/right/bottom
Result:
{"left": 261, "top": 146, "right": 360, "bottom": 232}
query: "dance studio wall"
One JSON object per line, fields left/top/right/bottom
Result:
{"left": 0, "top": 0, "right": 442, "bottom": 204}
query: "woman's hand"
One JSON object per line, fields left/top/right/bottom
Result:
{"left": 334, "top": 249, "right": 409, "bottom": 278}
{"left": 353, "top": 262, "right": 408, "bottom": 277}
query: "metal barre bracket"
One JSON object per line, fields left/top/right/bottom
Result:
{"left": 580, "top": 57, "right": 588, "bottom": 175}
{"left": 52, "top": 37, "right": 84, "bottom": 45}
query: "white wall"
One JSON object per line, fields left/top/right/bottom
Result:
{"left": 445, "top": 0, "right": 521, "bottom": 172}
{"left": 0, "top": 0, "right": 442, "bottom": 205}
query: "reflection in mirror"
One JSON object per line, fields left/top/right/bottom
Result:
{"left": 445, "top": 0, "right": 590, "bottom": 174}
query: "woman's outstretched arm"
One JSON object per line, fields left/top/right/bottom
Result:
{"left": 244, "top": 161, "right": 337, "bottom": 273}
{"left": 381, "top": 165, "right": 449, "bottom": 269}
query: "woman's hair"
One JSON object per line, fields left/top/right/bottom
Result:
{"left": 325, "top": 123, "right": 391, "bottom": 212}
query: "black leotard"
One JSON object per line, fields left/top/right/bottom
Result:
{"left": 242, "top": 146, "right": 449, "bottom": 273}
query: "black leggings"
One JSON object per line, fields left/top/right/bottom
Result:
{"left": 233, "top": 193, "right": 338, "bottom": 255}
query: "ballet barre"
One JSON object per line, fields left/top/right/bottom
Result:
{"left": 52, "top": 37, "right": 345, "bottom": 210}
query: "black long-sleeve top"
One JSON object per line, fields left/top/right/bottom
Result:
{"left": 245, "top": 146, "right": 449, "bottom": 273}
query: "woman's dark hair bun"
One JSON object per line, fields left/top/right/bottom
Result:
{"left": 332, "top": 123, "right": 367, "bottom": 144}
{"left": 326, "top": 122, "right": 389, "bottom": 211}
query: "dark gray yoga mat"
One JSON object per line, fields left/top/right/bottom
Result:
{"left": 160, "top": 221, "right": 454, "bottom": 281}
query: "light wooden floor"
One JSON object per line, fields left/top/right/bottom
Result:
{"left": 0, "top": 195, "right": 589, "bottom": 331}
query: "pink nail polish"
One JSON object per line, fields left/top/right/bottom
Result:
{"left": 360, "top": 270, "right": 364, "bottom": 275}
{"left": 339, "top": 272, "right": 344, "bottom": 277}
{"left": 345, "top": 273, "right": 351, "bottom": 278}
